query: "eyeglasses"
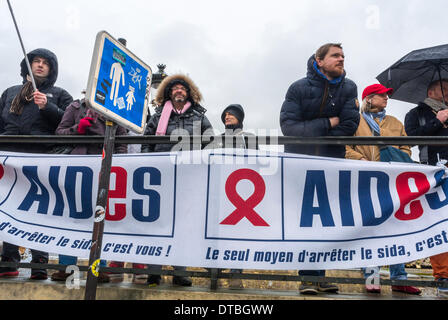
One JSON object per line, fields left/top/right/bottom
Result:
{"left": 171, "top": 85, "right": 187, "bottom": 92}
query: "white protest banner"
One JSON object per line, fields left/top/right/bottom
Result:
{"left": 0, "top": 149, "right": 448, "bottom": 270}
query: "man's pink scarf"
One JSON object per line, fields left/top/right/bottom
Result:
{"left": 156, "top": 100, "right": 191, "bottom": 135}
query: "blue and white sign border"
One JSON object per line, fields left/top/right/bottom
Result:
{"left": 85, "top": 30, "right": 152, "bottom": 134}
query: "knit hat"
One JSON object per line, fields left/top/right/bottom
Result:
{"left": 221, "top": 104, "right": 245, "bottom": 125}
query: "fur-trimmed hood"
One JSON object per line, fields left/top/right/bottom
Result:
{"left": 154, "top": 73, "right": 203, "bottom": 106}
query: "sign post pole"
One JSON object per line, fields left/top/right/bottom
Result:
{"left": 83, "top": 32, "right": 152, "bottom": 299}
{"left": 84, "top": 120, "right": 117, "bottom": 300}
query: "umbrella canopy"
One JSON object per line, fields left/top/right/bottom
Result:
{"left": 376, "top": 44, "right": 448, "bottom": 104}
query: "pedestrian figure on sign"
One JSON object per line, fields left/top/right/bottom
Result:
{"left": 109, "top": 61, "right": 125, "bottom": 106}
{"left": 126, "top": 86, "right": 136, "bottom": 111}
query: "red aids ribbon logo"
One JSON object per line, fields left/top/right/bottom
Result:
{"left": 220, "top": 169, "right": 269, "bottom": 227}
{"left": 0, "top": 164, "right": 4, "bottom": 181}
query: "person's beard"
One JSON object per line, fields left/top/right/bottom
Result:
{"left": 326, "top": 68, "right": 344, "bottom": 79}
{"left": 173, "top": 94, "right": 187, "bottom": 103}
{"left": 174, "top": 96, "right": 186, "bottom": 103}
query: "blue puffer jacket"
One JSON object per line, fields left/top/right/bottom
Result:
{"left": 280, "top": 55, "right": 359, "bottom": 158}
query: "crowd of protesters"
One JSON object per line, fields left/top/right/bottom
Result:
{"left": 0, "top": 43, "right": 447, "bottom": 297}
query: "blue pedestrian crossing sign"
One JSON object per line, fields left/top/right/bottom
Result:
{"left": 86, "top": 31, "right": 152, "bottom": 134}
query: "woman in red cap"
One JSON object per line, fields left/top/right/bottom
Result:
{"left": 346, "top": 83, "right": 421, "bottom": 295}
{"left": 346, "top": 84, "right": 411, "bottom": 161}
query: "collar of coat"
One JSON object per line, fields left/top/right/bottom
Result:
{"left": 306, "top": 55, "right": 346, "bottom": 86}
{"left": 312, "top": 61, "right": 343, "bottom": 85}
{"left": 154, "top": 102, "right": 207, "bottom": 116}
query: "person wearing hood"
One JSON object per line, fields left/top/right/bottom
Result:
{"left": 141, "top": 74, "right": 213, "bottom": 153}
{"left": 279, "top": 43, "right": 359, "bottom": 295}
{"left": 0, "top": 48, "right": 73, "bottom": 142}
{"left": 0, "top": 48, "right": 73, "bottom": 280}
{"left": 141, "top": 74, "right": 213, "bottom": 287}
{"left": 208, "top": 104, "right": 256, "bottom": 290}
{"left": 217, "top": 104, "right": 257, "bottom": 150}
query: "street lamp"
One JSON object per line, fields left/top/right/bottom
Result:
{"left": 151, "top": 64, "right": 168, "bottom": 89}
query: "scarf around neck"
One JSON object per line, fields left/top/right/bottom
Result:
{"left": 362, "top": 110, "right": 386, "bottom": 136}
{"left": 313, "top": 61, "right": 343, "bottom": 84}
{"left": 155, "top": 100, "right": 192, "bottom": 136}
{"left": 424, "top": 97, "right": 448, "bottom": 112}
{"left": 225, "top": 123, "right": 243, "bottom": 130}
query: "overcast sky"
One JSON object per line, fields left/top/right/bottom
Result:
{"left": 0, "top": 0, "right": 446, "bottom": 156}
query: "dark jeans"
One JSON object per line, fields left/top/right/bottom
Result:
{"left": 148, "top": 264, "right": 186, "bottom": 275}
{"left": 1, "top": 242, "right": 48, "bottom": 275}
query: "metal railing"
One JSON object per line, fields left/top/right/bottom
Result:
{"left": 0, "top": 135, "right": 447, "bottom": 146}
{"left": 0, "top": 135, "right": 447, "bottom": 292}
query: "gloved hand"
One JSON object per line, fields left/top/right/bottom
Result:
{"left": 77, "top": 117, "right": 94, "bottom": 134}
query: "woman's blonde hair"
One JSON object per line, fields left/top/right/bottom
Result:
{"left": 360, "top": 95, "right": 374, "bottom": 113}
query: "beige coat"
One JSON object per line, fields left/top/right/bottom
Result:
{"left": 345, "top": 115, "right": 411, "bottom": 161}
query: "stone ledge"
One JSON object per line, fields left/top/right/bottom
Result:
{"left": 0, "top": 274, "right": 444, "bottom": 300}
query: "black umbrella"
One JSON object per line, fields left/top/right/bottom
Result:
{"left": 376, "top": 44, "right": 448, "bottom": 104}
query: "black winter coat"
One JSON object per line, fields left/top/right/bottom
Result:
{"left": 141, "top": 104, "right": 213, "bottom": 153}
{"left": 280, "top": 55, "right": 359, "bottom": 158}
{"left": 404, "top": 102, "right": 448, "bottom": 165}
{"left": 0, "top": 48, "right": 73, "bottom": 152}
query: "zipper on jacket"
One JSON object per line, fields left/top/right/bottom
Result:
{"left": 315, "top": 81, "right": 330, "bottom": 155}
